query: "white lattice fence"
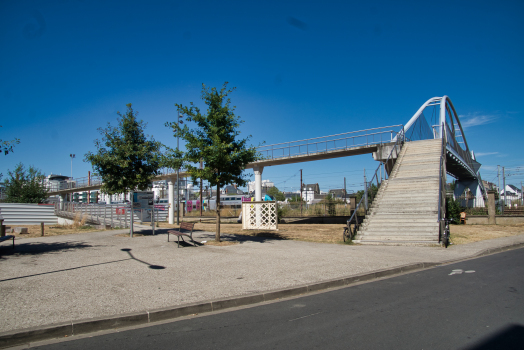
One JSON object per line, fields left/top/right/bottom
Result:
{"left": 242, "top": 201, "right": 278, "bottom": 230}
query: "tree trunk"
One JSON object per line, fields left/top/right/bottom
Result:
{"left": 215, "top": 185, "right": 221, "bottom": 242}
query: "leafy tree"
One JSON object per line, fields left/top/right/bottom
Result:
{"left": 356, "top": 183, "right": 379, "bottom": 205}
{"left": 84, "top": 104, "right": 161, "bottom": 196}
{"left": 288, "top": 195, "right": 304, "bottom": 202}
{"left": 168, "top": 82, "right": 259, "bottom": 241}
{"left": 4, "top": 163, "right": 48, "bottom": 203}
{"left": 1, "top": 125, "right": 20, "bottom": 156}
{"left": 267, "top": 186, "right": 285, "bottom": 201}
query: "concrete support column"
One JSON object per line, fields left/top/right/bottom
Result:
{"left": 59, "top": 194, "right": 66, "bottom": 211}
{"left": 487, "top": 190, "right": 496, "bottom": 225}
{"left": 168, "top": 179, "right": 174, "bottom": 224}
{"left": 253, "top": 166, "right": 264, "bottom": 201}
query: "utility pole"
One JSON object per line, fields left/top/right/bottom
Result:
{"left": 344, "top": 177, "right": 347, "bottom": 207}
{"left": 502, "top": 166, "right": 506, "bottom": 214}
{"left": 300, "top": 169, "right": 303, "bottom": 215}
{"left": 497, "top": 165, "right": 500, "bottom": 195}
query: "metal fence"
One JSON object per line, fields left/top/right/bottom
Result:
{"left": 0, "top": 203, "right": 58, "bottom": 225}
{"left": 54, "top": 202, "right": 169, "bottom": 229}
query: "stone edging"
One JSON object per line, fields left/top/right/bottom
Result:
{"left": 1, "top": 242, "right": 523, "bottom": 349}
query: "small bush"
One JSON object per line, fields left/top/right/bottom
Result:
{"left": 446, "top": 197, "right": 463, "bottom": 223}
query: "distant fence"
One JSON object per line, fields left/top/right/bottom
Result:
{"left": 0, "top": 203, "right": 58, "bottom": 225}
{"left": 54, "top": 202, "right": 169, "bottom": 229}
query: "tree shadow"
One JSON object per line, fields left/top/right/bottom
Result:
{"left": 197, "top": 231, "right": 287, "bottom": 244}
{"left": 0, "top": 240, "right": 97, "bottom": 258}
{"left": 463, "top": 324, "right": 524, "bottom": 350}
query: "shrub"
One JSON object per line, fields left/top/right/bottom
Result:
{"left": 446, "top": 197, "right": 463, "bottom": 223}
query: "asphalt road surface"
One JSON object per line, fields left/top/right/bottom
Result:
{"left": 26, "top": 248, "right": 524, "bottom": 350}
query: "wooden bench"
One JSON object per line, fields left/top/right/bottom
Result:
{"left": 168, "top": 222, "right": 197, "bottom": 248}
{"left": 0, "top": 235, "right": 15, "bottom": 249}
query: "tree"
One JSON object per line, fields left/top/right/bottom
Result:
{"left": 4, "top": 163, "right": 48, "bottom": 203}
{"left": 169, "top": 82, "right": 259, "bottom": 241}
{"left": 288, "top": 195, "right": 304, "bottom": 202}
{"left": 267, "top": 186, "right": 285, "bottom": 201}
{"left": 1, "top": 125, "right": 20, "bottom": 156}
{"left": 84, "top": 104, "right": 161, "bottom": 196}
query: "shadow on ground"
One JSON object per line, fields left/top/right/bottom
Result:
{"left": 197, "top": 231, "right": 287, "bottom": 244}
{"left": 0, "top": 241, "right": 98, "bottom": 258}
{"left": 115, "top": 228, "right": 287, "bottom": 245}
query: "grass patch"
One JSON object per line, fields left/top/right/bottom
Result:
{"left": 450, "top": 223, "right": 524, "bottom": 245}
{"left": 4, "top": 224, "right": 100, "bottom": 238}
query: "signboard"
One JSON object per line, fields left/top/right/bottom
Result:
{"left": 132, "top": 191, "right": 154, "bottom": 210}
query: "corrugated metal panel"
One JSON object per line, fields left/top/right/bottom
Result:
{"left": 0, "top": 204, "right": 58, "bottom": 225}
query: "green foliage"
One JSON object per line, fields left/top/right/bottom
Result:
{"left": 288, "top": 195, "right": 304, "bottom": 202}
{"left": 159, "top": 146, "right": 185, "bottom": 171}
{"left": 84, "top": 104, "right": 161, "bottom": 195}
{"left": 355, "top": 183, "right": 379, "bottom": 205}
{"left": 169, "top": 82, "right": 259, "bottom": 241}
{"left": 446, "top": 197, "right": 463, "bottom": 223}
{"left": 4, "top": 163, "right": 48, "bottom": 203}
{"left": 276, "top": 203, "right": 288, "bottom": 222}
{"left": 267, "top": 186, "right": 285, "bottom": 201}
{"left": 1, "top": 125, "right": 20, "bottom": 156}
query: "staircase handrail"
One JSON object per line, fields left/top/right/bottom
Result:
{"left": 346, "top": 126, "right": 405, "bottom": 230}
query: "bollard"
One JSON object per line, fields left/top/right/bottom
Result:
{"left": 41, "top": 222, "right": 45, "bottom": 236}
{"left": 0, "top": 218, "right": 5, "bottom": 237}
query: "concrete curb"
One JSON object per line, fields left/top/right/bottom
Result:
{"left": 1, "top": 242, "right": 523, "bottom": 349}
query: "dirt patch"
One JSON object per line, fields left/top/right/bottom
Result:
{"left": 450, "top": 223, "right": 524, "bottom": 245}
{"left": 3, "top": 224, "right": 100, "bottom": 238}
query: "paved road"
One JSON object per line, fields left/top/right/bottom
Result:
{"left": 24, "top": 248, "right": 524, "bottom": 350}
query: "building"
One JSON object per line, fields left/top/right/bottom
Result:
{"left": 301, "top": 183, "right": 320, "bottom": 204}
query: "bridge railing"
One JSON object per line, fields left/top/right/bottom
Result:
{"left": 46, "top": 175, "right": 103, "bottom": 193}
{"left": 257, "top": 125, "right": 403, "bottom": 161}
{"left": 345, "top": 128, "right": 406, "bottom": 239}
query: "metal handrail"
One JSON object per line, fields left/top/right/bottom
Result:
{"left": 260, "top": 125, "right": 403, "bottom": 148}
{"left": 258, "top": 125, "right": 403, "bottom": 161}
{"left": 437, "top": 123, "right": 446, "bottom": 230}
{"left": 346, "top": 126, "right": 406, "bottom": 234}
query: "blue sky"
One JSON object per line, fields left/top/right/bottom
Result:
{"left": 1, "top": 0, "right": 523, "bottom": 193}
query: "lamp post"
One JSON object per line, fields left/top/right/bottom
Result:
{"left": 176, "top": 113, "right": 183, "bottom": 225}
{"left": 70, "top": 154, "right": 75, "bottom": 179}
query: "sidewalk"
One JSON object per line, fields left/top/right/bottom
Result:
{"left": 1, "top": 226, "right": 523, "bottom": 347}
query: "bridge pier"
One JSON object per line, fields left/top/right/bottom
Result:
{"left": 454, "top": 179, "right": 484, "bottom": 207}
{"left": 59, "top": 194, "right": 66, "bottom": 211}
{"left": 372, "top": 143, "right": 400, "bottom": 176}
{"left": 253, "top": 166, "right": 264, "bottom": 201}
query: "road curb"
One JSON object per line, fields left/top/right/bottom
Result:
{"left": 1, "top": 242, "right": 523, "bottom": 349}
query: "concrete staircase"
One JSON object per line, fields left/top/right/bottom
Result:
{"left": 353, "top": 139, "right": 442, "bottom": 245}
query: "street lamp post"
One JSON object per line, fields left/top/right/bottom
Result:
{"left": 69, "top": 154, "right": 75, "bottom": 203}
{"left": 176, "top": 113, "right": 183, "bottom": 225}
{"left": 70, "top": 154, "right": 75, "bottom": 179}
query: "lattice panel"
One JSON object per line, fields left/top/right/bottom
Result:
{"left": 242, "top": 202, "right": 278, "bottom": 230}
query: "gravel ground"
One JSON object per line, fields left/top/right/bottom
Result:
{"left": 1, "top": 226, "right": 523, "bottom": 333}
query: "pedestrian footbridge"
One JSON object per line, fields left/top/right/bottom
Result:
{"left": 249, "top": 96, "right": 487, "bottom": 245}
{"left": 47, "top": 96, "right": 486, "bottom": 245}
